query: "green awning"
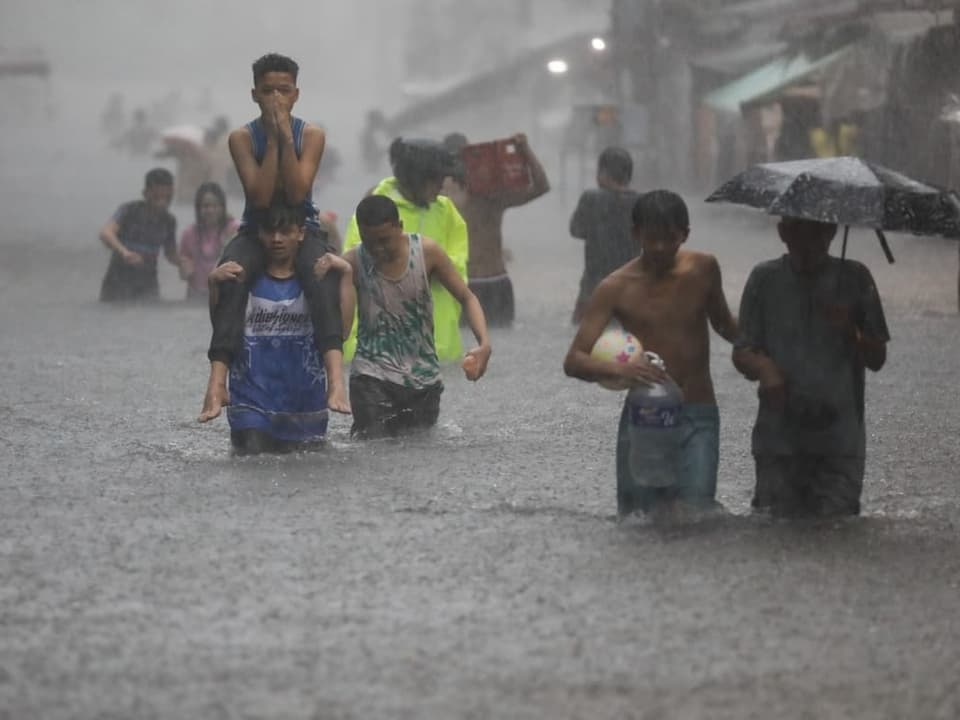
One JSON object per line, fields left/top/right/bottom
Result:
{"left": 703, "top": 46, "right": 852, "bottom": 114}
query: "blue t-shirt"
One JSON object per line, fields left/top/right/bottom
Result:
{"left": 227, "top": 274, "right": 328, "bottom": 442}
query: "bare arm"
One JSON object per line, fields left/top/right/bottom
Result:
{"left": 856, "top": 332, "right": 887, "bottom": 372}
{"left": 207, "top": 261, "right": 244, "bottom": 309}
{"left": 99, "top": 218, "right": 126, "bottom": 255}
{"left": 732, "top": 346, "right": 780, "bottom": 383}
{"left": 99, "top": 217, "right": 142, "bottom": 266}
{"left": 823, "top": 306, "right": 887, "bottom": 372}
{"left": 563, "top": 278, "right": 665, "bottom": 386}
{"left": 423, "top": 238, "right": 492, "bottom": 375}
{"left": 823, "top": 305, "right": 887, "bottom": 372}
{"left": 498, "top": 133, "right": 550, "bottom": 208}
{"left": 229, "top": 127, "right": 280, "bottom": 209}
{"left": 162, "top": 221, "right": 178, "bottom": 266}
{"left": 278, "top": 122, "right": 325, "bottom": 205}
{"left": 314, "top": 250, "right": 357, "bottom": 340}
{"left": 178, "top": 228, "right": 194, "bottom": 280}
{"left": 318, "top": 212, "right": 342, "bottom": 253}
{"left": 704, "top": 255, "right": 738, "bottom": 343}
{"left": 732, "top": 346, "right": 786, "bottom": 410}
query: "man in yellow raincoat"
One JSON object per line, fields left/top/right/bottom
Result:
{"left": 343, "top": 138, "right": 468, "bottom": 362}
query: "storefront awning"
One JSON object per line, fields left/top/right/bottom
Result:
{"left": 703, "top": 46, "right": 851, "bottom": 114}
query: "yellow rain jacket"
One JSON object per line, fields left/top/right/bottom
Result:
{"left": 343, "top": 176, "right": 469, "bottom": 362}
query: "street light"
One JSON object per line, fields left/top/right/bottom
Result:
{"left": 547, "top": 59, "right": 568, "bottom": 75}
{"left": 591, "top": 37, "right": 607, "bottom": 52}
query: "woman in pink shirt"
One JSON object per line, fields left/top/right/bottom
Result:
{"left": 178, "top": 182, "right": 239, "bottom": 300}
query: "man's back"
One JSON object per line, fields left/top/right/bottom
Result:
{"left": 457, "top": 193, "right": 507, "bottom": 278}
{"left": 571, "top": 187, "right": 640, "bottom": 292}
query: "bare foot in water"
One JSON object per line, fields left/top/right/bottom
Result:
{"left": 327, "top": 382, "right": 351, "bottom": 415}
{"left": 198, "top": 361, "right": 230, "bottom": 423}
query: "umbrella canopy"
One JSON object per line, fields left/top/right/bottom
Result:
{"left": 706, "top": 157, "right": 960, "bottom": 239}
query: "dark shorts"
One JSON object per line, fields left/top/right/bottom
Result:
{"left": 230, "top": 429, "right": 323, "bottom": 456}
{"left": 467, "top": 274, "right": 514, "bottom": 328}
{"left": 350, "top": 374, "right": 443, "bottom": 439}
{"left": 100, "top": 254, "right": 159, "bottom": 302}
{"left": 753, "top": 454, "right": 864, "bottom": 517}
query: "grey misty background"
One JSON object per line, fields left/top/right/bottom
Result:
{"left": 0, "top": 0, "right": 608, "bottom": 249}
{"left": 2, "top": 4, "right": 960, "bottom": 719}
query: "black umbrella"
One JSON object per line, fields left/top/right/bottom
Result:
{"left": 706, "top": 157, "right": 960, "bottom": 263}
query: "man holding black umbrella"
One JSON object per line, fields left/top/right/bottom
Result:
{"left": 732, "top": 217, "right": 890, "bottom": 518}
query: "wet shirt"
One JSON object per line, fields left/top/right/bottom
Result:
{"left": 178, "top": 219, "right": 239, "bottom": 296}
{"left": 239, "top": 116, "right": 321, "bottom": 229}
{"left": 227, "top": 274, "right": 328, "bottom": 442}
{"left": 343, "top": 177, "right": 468, "bottom": 362}
{"left": 737, "top": 255, "right": 890, "bottom": 456}
{"left": 569, "top": 188, "right": 640, "bottom": 297}
{"left": 351, "top": 233, "right": 441, "bottom": 389}
{"left": 113, "top": 201, "right": 176, "bottom": 264}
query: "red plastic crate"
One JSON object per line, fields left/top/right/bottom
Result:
{"left": 460, "top": 139, "right": 531, "bottom": 196}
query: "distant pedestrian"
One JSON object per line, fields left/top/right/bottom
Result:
{"left": 98, "top": 168, "right": 178, "bottom": 302}
{"left": 569, "top": 147, "right": 640, "bottom": 323}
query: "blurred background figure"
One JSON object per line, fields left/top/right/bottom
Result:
{"left": 155, "top": 123, "right": 208, "bottom": 204}
{"left": 442, "top": 131, "right": 550, "bottom": 328}
{"left": 203, "top": 115, "right": 241, "bottom": 198}
{"left": 100, "top": 92, "right": 126, "bottom": 145}
{"left": 568, "top": 146, "right": 639, "bottom": 323}
{"left": 177, "top": 181, "right": 239, "bottom": 302}
{"left": 98, "top": 167, "right": 178, "bottom": 302}
{"left": 111, "top": 107, "right": 157, "bottom": 156}
{"left": 360, "top": 109, "right": 391, "bottom": 174}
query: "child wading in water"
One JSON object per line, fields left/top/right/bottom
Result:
{"left": 178, "top": 182, "right": 239, "bottom": 301}
{"left": 98, "top": 167, "right": 179, "bottom": 302}
{"left": 201, "top": 53, "right": 346, "bottom": 421}
{"left": 205, "top": 203, "right": 349, "bottom": 454}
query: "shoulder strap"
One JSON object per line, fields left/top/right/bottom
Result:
{"left": 246, "top": 119, "right": 266, "bottom": 163}
{"left": 291, "top": 117, "right": 305, "bottom": 156}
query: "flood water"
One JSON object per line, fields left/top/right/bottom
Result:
{"left": 2, "top": 52, "right": 960, "bottom": 720}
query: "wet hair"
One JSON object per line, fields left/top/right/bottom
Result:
{"left": 632, "top": 190, "right": 690, "bottom": 232}
{"left": 252, "top": 53, "right": 299, "bottom": 84}
{"left": 598, "top": 147, "right": 633, "bottom": 185}
{"left": 441, "top": 133, "right": 469, "bottom": 185}
{"left": 253, "top": 203, "right": 306, "bottom": 231}
{"left": 144, "top": 167, "right": 174, "bottom": 189}
{"left": 778, "top": 216, "right": 838, "bottom": 241}
{"left": 356, "top": 195, "right": 400, "bottom": 227}
{"left": 193, "top": 181, "right": 229, "bottom": 230}
{"left": 389, "top": 137, "right": 456, "bottom": 189}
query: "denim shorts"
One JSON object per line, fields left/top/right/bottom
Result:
{"left": 616, "top": 403, "right": 720, "bottom": 515}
